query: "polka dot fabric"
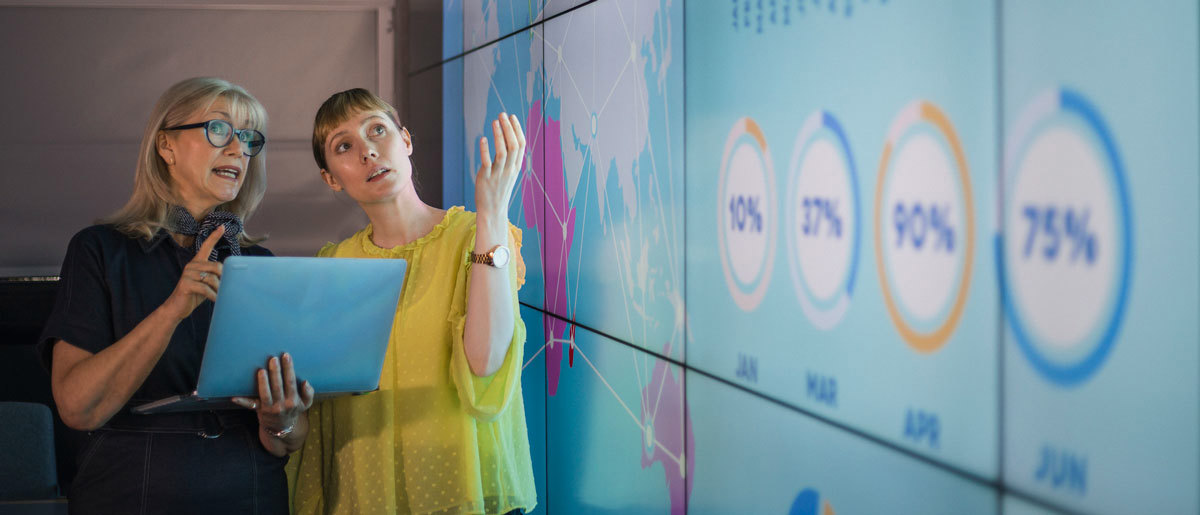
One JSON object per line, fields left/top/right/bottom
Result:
{"left": 287, "top": 207, "right": 536, "bottom": 514}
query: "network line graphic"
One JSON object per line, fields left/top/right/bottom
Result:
{"left": 464, "top": 0, "right": 690, "bottom": 513}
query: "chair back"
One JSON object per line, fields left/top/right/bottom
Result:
{"left": 0, "top": 402, "right": 58, "bottom": 500}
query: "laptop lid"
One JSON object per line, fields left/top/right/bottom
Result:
{"left": 193, "top": 255, "right": 406, "bottom": 399}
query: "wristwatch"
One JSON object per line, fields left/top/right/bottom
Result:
{"left": 265, "top": 424, "right": 294, "bottom": 439}
{"left": 470, "top": 244, "right": 510, "bottom": 269}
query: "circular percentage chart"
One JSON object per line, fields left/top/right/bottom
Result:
{"left": 718, "top": 117, "right": 777, "bottom": 312}
{"left": 786, "top": 110, "right": 861, "bottom": 330}
{"left": 1001, "top": 87, "right": 1132, "bottom": 387}
{"left": 874, "top": 100, "right": 976, "bottom": 353}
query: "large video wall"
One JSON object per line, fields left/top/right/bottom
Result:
{"left": 426, "top": 1, "right": 1199, "bottom": 513}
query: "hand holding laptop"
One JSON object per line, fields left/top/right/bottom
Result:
{"left": 232, "top": 352, "right": 315, "bottom": 437}
{"left": 132, "top": 256, "right": 404, "bottom": 415}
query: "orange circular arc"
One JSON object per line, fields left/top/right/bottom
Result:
{"left": 873, "top": 101, "right": 976, "bottom": 354}
{"left": 745, "top": 118, "right": 768, "bottom": 149}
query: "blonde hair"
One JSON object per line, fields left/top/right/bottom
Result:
{"left": 102, "top": 77, "right": 268, "bottom": 246}
{"left": 311, "top": 88, "right": 402, "bottom": 171}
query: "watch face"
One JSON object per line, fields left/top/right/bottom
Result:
{"left": 492, "top": 246, "right": 510, "bottom": 267}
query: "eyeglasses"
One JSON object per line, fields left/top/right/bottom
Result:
{"left": 162, "top": 119, "right": 266, "bottom": 157}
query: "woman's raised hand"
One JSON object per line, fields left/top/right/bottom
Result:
{"left": 474, "top": 113, "right": 526, "bottom": 221}
{"left": 160, "top": 226, "right": 225, "bottom": 322}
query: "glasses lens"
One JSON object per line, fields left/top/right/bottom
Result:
{"left": 205, "top": 120, "right": 234, "bottom": 148}
{"left": 240, "top": 130, "right": 266, "bottom": 157}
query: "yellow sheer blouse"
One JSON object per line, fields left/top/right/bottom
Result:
{"left": 287, "top": 206, "right": 537, "bottom": 514}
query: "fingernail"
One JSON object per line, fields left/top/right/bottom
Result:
{"left": 283, "top": 352, "right": 291, "bottom": 362}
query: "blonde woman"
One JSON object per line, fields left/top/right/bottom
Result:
{"left": 39, "top": 77, "right": 312, "bottom": 514}
{"left": 287, "top": 88, "right": 536, "bottom": 514}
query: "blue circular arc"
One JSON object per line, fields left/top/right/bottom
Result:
{"left": 1001, "top": 87, "right": 1133, "bottom": 387}
{"left": 821, "top": 110, "right": 861, "bottom": 296}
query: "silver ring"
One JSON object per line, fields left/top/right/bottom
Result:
{"left": 198, "top": 271, "right": 208, "bottom": 280}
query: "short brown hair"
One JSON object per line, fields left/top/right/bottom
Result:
{"left": 311, "top": 88, "right": 401, "bottom": 170}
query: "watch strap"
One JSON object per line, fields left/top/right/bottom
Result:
{"left": 470, "top": 251, "right": 494, "bottom": 266}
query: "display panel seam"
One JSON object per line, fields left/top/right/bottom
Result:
{"left": 409, "top": 0, "right": 601, "bottom": 78}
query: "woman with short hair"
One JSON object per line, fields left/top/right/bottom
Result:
{"left": 287, "top": 88, "right": 536, "bottom": 515}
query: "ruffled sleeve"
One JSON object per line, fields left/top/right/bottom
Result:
{"left": 448, "top": 224, "right": 527, "bottom": 422}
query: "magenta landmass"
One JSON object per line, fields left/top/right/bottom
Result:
{"left": 525, "top": 100, "right": 575, "bottom": 396}
{"left": 527, "top": 101, "right": 693, "bottom": 514}
{"left": 641, "top": 342, "right": 694, "bottom": 515}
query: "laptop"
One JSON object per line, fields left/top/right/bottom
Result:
{"left": 132, "top": 256, "right": 407, "bottom": 414}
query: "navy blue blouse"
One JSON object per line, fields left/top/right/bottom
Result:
{"left": 38, "top": 224, "right": 272, "bottom": 404}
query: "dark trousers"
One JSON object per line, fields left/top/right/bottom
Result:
{"left": 69, "top": 411, "right": 287, "bottom": 515}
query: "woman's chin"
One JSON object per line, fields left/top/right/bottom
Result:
{"left": 356, "top": 182, "right": 409, "bottom": 205}
{"left": 209, "top": 187, "right": 241, "bottom": 205}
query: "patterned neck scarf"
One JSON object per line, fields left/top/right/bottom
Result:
{"left": 165, "top": 205, "right": 243, "bottom": 261}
